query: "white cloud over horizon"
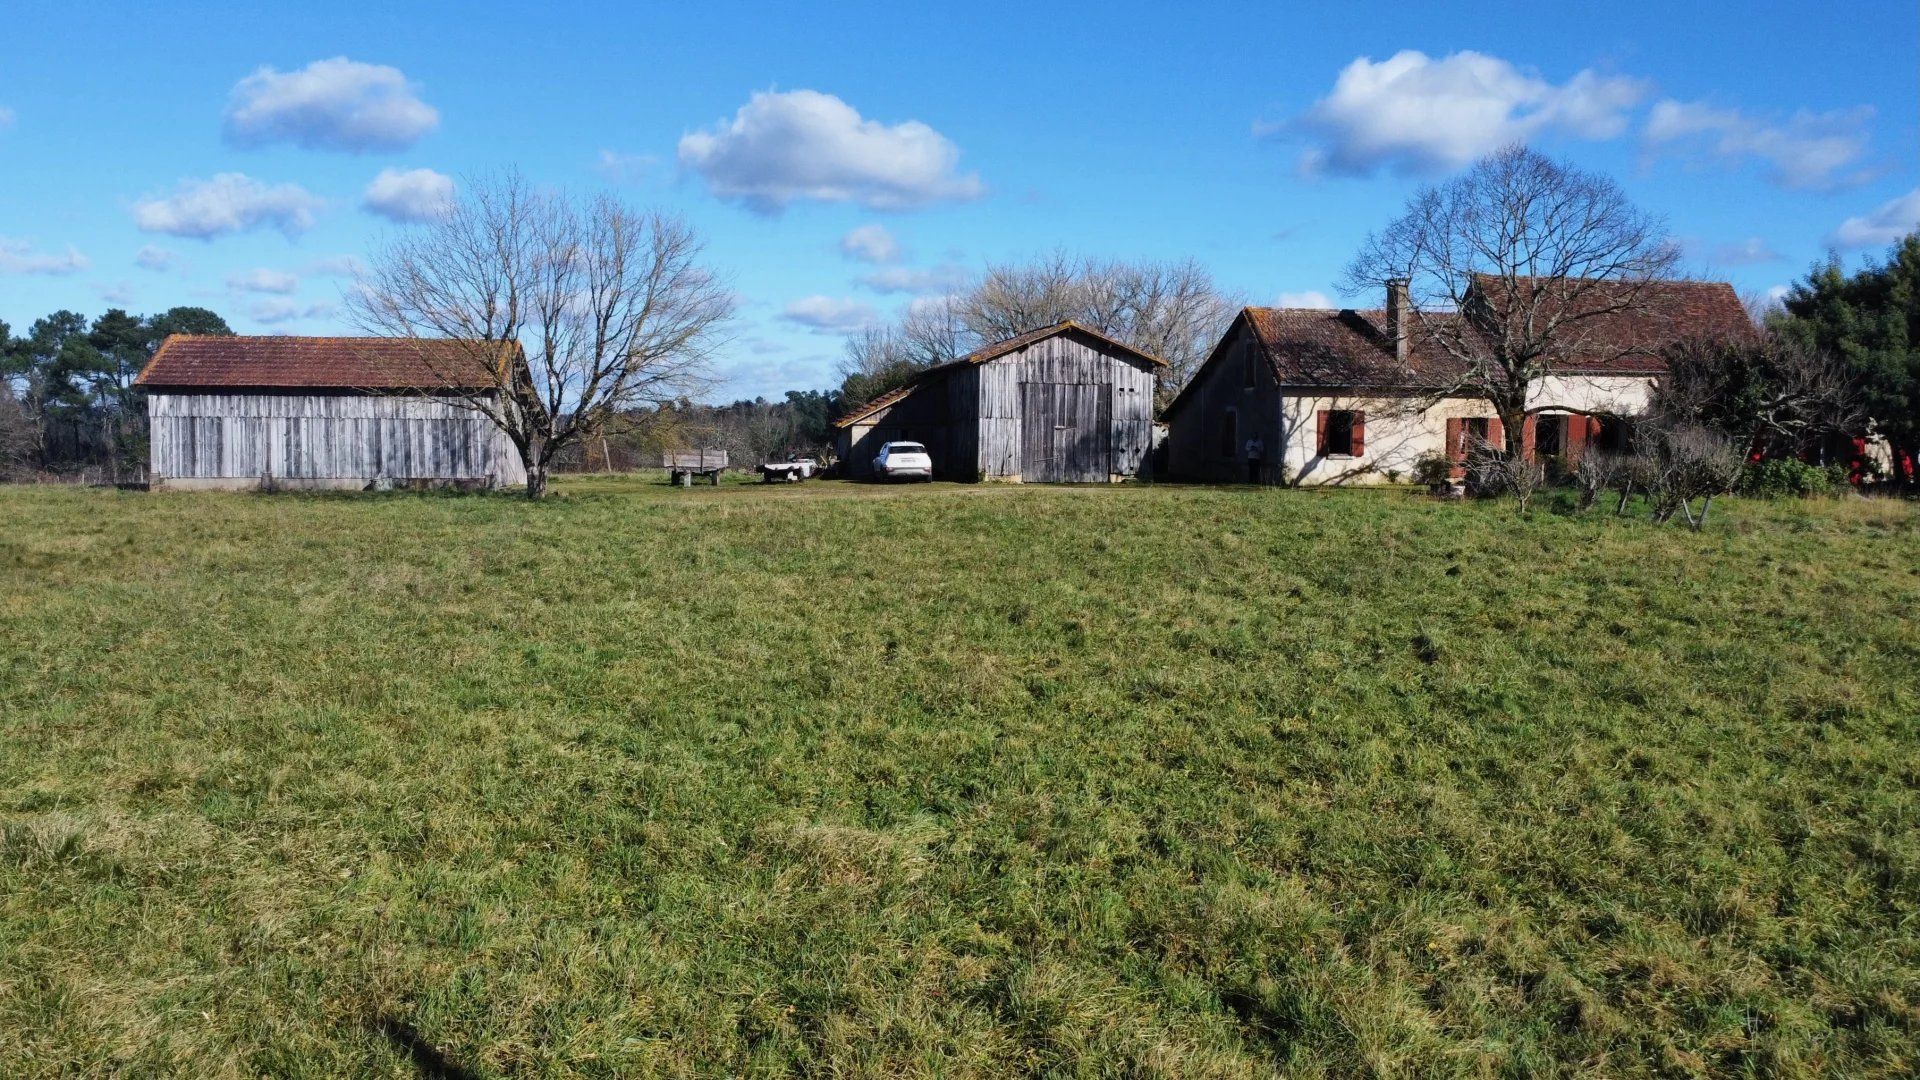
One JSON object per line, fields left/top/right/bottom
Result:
{"left": 859, "top": 263, "right": 971, "bottom": 295}
{"left": 0, "top": 237, "right": 90, "bottom": 275}
{"left": 135, "top": 245, "right": 178, "bottom": 272}
{"left": 1282, "top": 50, "right": 1649, "bottom": 176}
{"left": 1831, "top": 188, "right": 1920, "bottom": 249}
{"left": 361, "top": 167, "right": 454, "bottom": 222}
{"left": 224, "top": 57, "right": 438, "bottom": 152}
{"left": 840, "top": 223, "right": 900, "bottom": 264}
{"left": 132, "top": 173, "right": 324, "bottom": 238}
{"left": 596, "top": 150, "right": 658, "bottom": 184}
{"left": 1275, "top": 290, "right": 1334, "bottom": 308}
{"left": 1645, "top": 100, "right": 1873, "bottom": 191}
{"left": 228, "top": 267, "right": 300, "bottom": 294}
{"left": 1692, "top": 237, "right": 1784, "bottom": 266}
{"left": 679, "top": 89, "right": 985, "bottom": 212}
{"left": 250, "top": 298, "right": 336, "bottom": 325}
{"left": 780, "top": 294, "right": 880, "bottom": 333}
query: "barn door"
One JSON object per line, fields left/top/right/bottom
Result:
{"left": 1019, "top": 383, "right": 1059, "bottom": 482}
{"left": 1058, "top": 384, "right": 1110, "bottom": 482}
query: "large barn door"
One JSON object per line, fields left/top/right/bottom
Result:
{"left": 1021, "top": 382, "right": 1110, "bottom": 483}
{"left": 1019, "top": 383, "right": 1059, "bottom": 482}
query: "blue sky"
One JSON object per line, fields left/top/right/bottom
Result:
{"left": 2, "top": 0, "right": 1914, "bottom": 399}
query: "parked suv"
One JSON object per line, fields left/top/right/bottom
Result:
{"left": 873, "top": 441, "right": 933, "bottom": 481}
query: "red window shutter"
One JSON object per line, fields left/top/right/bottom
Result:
{"left": 1315, "top": 410, "right": 1328, "bottom": 455}
{"left": 1351, "top": 412, "right": 1365, "bottom": 457}
{"left": 1487, "top": 417, "right": 1505, "bottom": 453}
{"left": 1566, "top": 414, "right": 1590, "bottom": 461}
{"left": 1445, "top": 418, "right": 1463, "bottom": 461}
{"left": 1521, "top": 414, "right": 1537, "bottom": 458}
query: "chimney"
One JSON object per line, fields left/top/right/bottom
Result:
{"left": 1385, "top": 279, "right": 1411, "bottom": 364}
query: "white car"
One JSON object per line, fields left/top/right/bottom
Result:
{"left": 873, "top": 441, "right": 933, "bottom": 481}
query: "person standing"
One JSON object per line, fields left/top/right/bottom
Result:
{"left": 1244, "top": 434, "right": 1264, "bottom": 484}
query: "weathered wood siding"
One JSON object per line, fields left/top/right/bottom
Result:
{"left": 1164, "top": 322, "right": 1283, "bottom": 483}
{"left": 149, "top": 392, "right": 526, "bottom": 488}
{"left": 977, "top": 334, "right": 1155, "bottom": 481}
{"left": 838, "top": 330, "right": 1156, "bottom": 482}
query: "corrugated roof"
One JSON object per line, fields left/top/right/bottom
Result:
{"left": 134, "top": 335, "right": 510, "bottom": 390}
{"left": 832, "top": 320, "right": 1165, "bottom": 428}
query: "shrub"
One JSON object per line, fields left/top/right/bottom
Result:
{"left": 1411, "top": 452, "right": 1453, "bottom": 487}
{"left": 1739, "top": 458, "right": 1846, "bottom": 498}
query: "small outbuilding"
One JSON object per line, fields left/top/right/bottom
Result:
{"left": 136, "top": 335, "right": 527, "bottom": 491}
{"left": 833, "top": 321, "right": 1164, "bottom": 482}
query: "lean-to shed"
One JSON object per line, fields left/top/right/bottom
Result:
{"left": 833, "top": 321, "right": 1164, "bottom": 482}
{"left": 136, "top": 335, "right": 527, "bottom": 490}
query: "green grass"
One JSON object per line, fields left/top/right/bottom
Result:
{"left": 2, "top": 476, "right": 1918, "bottom": 1077}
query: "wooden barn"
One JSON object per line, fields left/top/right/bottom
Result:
{"left": 136, "top": 335, "right": 527, "bottom": 491}
{"left": 833, "top": 321, "right": 1164, "bottom": 482}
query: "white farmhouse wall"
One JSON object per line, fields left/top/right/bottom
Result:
{"left": 1280, "top": 375, "right": 1656, "bottom": 486}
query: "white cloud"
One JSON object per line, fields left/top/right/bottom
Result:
{"left": 224, "top": 57, "right": 438, "bottom": 152}
{"left": 0, "top": 106, "right": 14, "bottom": 130}
{"left": 250, "top": 298, "right": 336, "bottom": 325}
{"left": 858, "top": 263, "right": 971, "bottom": 295}
{"left": 361, "top": 166, "right": 454, "bottom": 222}
{"left": 1766, "top": 284, "right": 1791, "bottom": 304}
{"left": 780, "top": 294, "right": 880, "bottom": 333}
{"left": 0, "top": 237, "right": 90, "bottom": 275}
{"left": 306, "top": 254, "right": 366, "bottom": 277}
{"left": 1283, "top": 50, "right": 1649, "bottom": 176}
{"left": 228, "top": 267, "right": 300, "bottom": 294}
{"left": 1699, "top": 237, "right": 1783, "bottom": 266}
{"left": 98, "top": 282, "right": 132, "bottom": 305}
{"left": 132, "top": 173, "right": 324, "bottom": 238}
{"left": 1830, "top": 187, "right": 1920, "bottom": 248}
{"left": 596, "top": 150, "right": 658, "bottom": 184}
{"left": 135, "top": 245, "right": 178, "bottom": 272}
{"left": 1275, "top": 290, "right": 1334, "bottom": 308}
{"left": 840, "top": 223, "right": 900, "bottom": 264}
{"left": 679, "top": 89, "right": 985, "bottom": 212}
{"left": 1645, "top": 100, "right": 1872, "bottom": 191}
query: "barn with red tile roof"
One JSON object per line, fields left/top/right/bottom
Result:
{"left": 136, "top": 335, "right": 527, "bottom": 490}
{"left": 1162, "top": 278, "right": 1754, "bottom": 486}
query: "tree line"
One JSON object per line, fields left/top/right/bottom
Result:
{"left": 1, "top": 307, "right": 232, "bottom": 480}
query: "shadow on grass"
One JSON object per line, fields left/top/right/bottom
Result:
{"left": 372, "top": 1017, "right": 478, "bottom": 1080}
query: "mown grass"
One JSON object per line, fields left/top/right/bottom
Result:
{"left": 2, "top": 476, "right": 1917, "bottom": 1077}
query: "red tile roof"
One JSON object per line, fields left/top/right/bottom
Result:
{"left": 134, "top": 335, "right": 510, "bottom": 390}
{"left": 832, "top": 320, "right": 1165, "bottom": 427}
{"left": 1163, "top": 278, "right": 1755, "bottom": 419}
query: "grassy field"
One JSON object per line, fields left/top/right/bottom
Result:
{"left": 2, "top": 476, "right": 1918, "bottom": 1077}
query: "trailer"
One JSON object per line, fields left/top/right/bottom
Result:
{"left": 663, "top": 449, "right": 728, "bottom": 486}
{"left": 758, "top": 455, "right": 820, "bottom": 483}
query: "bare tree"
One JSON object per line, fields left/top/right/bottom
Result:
{"left": 1654, "top": 332, "right": 1861, "bottom": 457}
{"left": 1343, "top": 145, "right": 1682, "bottom": 460}
{"left": 351, "top": 172, "right": 734, "bottom": 498}
{"left": 1635, "top": 424, "right": 1745, "bottom": 529}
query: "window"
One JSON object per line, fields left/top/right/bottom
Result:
{"left": 1243, "top": 348, "right": 1259, "bottom": 390}
{"left": 1219, "top": 408, "right": 1238, "bottom": 458}
{"left": 1321, "top": 410, "right": 1357, "bottom": 456}
{"left": 1596, "top": 417, "right": 1629, "bottom": 453}
{"left": 1534, "top": 414, "right": 1567, "bottom": 458}
{"left": 1461, "top": 417, "right": 1490, "bottom": 454}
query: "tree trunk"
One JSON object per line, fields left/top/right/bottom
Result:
{"left": 526, "top": 463, "right": 549, "bottom": 500}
